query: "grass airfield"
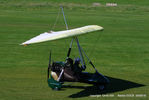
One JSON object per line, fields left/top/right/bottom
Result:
{"left": 0, "top": 0, "right": 149, "bottom": 100}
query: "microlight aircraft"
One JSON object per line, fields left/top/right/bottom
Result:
{"left": 21, "top": 7, "right": 109, "bottom": 90}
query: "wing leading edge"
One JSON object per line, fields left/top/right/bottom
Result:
{"left": 21, "top": 25, "right": 103, "bottom": 45}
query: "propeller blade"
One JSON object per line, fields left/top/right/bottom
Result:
{"left": 49, "top": 50, "right": 52, "bottom": 66}
{"left": 47, "top": 50, "right": 52, "bottom": 80}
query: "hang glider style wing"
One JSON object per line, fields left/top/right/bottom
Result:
{"left": 21, "top": 25, "right": 103, "bottom": 45}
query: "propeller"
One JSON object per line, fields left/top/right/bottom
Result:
{"left": 47, "top": 50, "right": 52, "bottom": 80}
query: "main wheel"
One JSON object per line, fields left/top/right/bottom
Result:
{"left": 53, "top": 87, "right": 60, "bottom": 91}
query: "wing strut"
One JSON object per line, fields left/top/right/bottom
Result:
{"left": 66, "top": 38, "right": 74, "bottom": 58}
{"left": 75, "top": 37, "right": 86, "bottom": 70}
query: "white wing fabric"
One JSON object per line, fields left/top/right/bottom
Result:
{"left": 21, "top": 25, "right": 103, "bottom": 45}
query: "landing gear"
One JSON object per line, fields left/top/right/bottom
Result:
{"left": 53, "top": 87, "right": 60, "bottom": 91}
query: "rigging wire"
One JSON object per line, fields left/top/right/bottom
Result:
{"left": 50, "top": 7, "right": 102, "bottom": 63}
{"left": 51, "top": 8, "right": 61, "bottom": 30}
{"left": 88, "top": 31, "right": 103, "bottom": 60}
{"left": 79, "top": 32, "right": 102, "bottom": 72}
{"left": 50, "top": 7, "right": 70, "bottom": 60}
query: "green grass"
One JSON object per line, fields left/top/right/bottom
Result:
{"left": 0, "top": 0, "right": 149, "bottom": 100}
